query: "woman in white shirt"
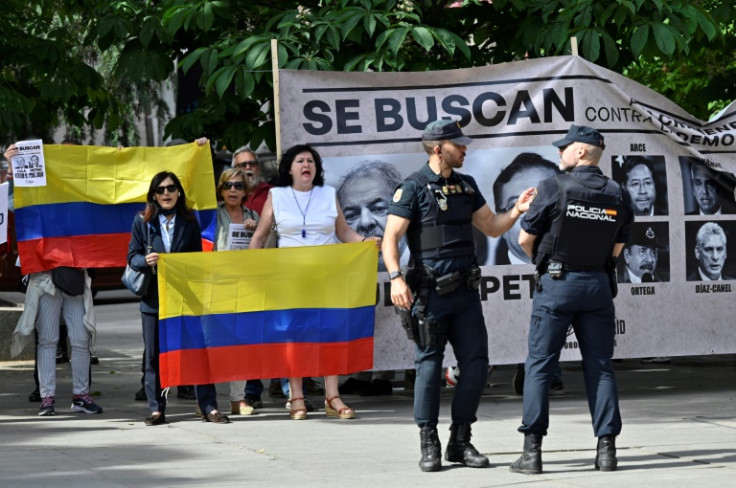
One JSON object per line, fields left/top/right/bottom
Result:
{"left": 250, "top": 144, "right": 380, "bottom": 420}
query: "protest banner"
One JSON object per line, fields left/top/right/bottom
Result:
{"left": 279, "top": 55, "right": 736, "bottom": 367}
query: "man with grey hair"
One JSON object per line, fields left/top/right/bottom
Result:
{"left": 688, "top": 222, "right": 733, "bottom": 280}
{"left": 337, "top": 161, "right": 406, "bottom": 271}
{"left": 232, "top": 146, "right": 270, "bottom": 214}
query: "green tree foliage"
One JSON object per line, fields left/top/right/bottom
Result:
{"left": 2, "top": 1, "right": 734, "bottom": 147}
{"left": 0, "top": 0, "right": 171, "bottom": 144}
{"left": 141, "top": 0, "right": 736, "bottom": 148}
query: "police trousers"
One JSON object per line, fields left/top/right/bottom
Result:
{"left": 413, "top": 285, "right": 489, "bottom": 428}
{"left": 519, "top": 271, "right": 622, "bottom": 437}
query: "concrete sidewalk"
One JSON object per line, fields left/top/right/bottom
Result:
{"left": 0, "top": 292, "right": 734, "bottom": 487}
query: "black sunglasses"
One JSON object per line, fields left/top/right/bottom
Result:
{"left": 223, "top": 181, "right": 245, "bottom": 190}
{"left": 234, "top": 161, "right": 259, "bottom": 168}
{"left": 155, "top": 184, "right": 178, "bottom": 195}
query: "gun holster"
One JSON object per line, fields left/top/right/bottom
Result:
{"left": 394, "top": 306, "right": 416, "bottom": 341}
{"left": 415, "top": 316, "right": 450, "bottom": 348}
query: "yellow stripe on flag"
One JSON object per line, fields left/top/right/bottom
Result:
{"left": 157, "top": 242, "right": 379, "bottom": 319}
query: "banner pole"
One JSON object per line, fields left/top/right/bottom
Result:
{"left": 271, "top": 39, "right": 282, "bottom": 162}
{"left": 570, "top": 36, "right": 579, "bottom": 56}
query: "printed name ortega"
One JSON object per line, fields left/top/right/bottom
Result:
{"left": 566, "top": 204, "right": 617, "bottom": 221}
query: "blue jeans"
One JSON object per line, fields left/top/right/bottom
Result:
{"left": 413, "top": 286, "right": 489, "bottom": 428}
{"left": 519, "top": 272, "right": 622, "bottom": 437}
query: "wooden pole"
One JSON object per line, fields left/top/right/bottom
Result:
{"left": 271, "top": 39, "right": 282, "bottom": 162}
{"left": 570, "top": 36, "right": 579, "bottom": 56}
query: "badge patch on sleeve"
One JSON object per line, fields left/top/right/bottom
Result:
{"left": 392, "top": 188, "right": 403, "bottom": 202}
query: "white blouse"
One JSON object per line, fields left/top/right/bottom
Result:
{"left": 270, "top": 185, "right": 338, "bottom": 248}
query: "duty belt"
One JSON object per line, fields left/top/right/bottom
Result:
{"left": 540, "top": 261, "right": 606, "bottom": 273}
{"left": 410, "top": 264, "right": 481, "bottom": 295}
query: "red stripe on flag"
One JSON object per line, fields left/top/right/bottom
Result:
{"left": 18, "top": 233, "right": 130, "bottom": 274}
{"left": 159, "top": 338, "right": 374, "bottom": 388}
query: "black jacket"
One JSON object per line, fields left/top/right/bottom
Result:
{"left": 127, "top": 211, "right": 202, "bottom": 313}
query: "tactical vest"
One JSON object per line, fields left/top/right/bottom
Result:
{"left": 405, "top": 170, "right": 476, "bottom": 260}
{"left": 535, "top": 172, "right": 625, "bottom": 270}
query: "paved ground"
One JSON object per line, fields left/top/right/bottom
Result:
{"left": 0, "top": 290, "right": 734, "bottom": 487}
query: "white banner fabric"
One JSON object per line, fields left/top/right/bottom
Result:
{"left": 279, "top": 55, "right": 736, "bottom": 369}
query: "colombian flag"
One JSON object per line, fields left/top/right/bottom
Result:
{"left": 157, "top": 242, "right": 378, "bottom": 388}
{"left": 14, "top": 143, "right": 217, "bottom": 274}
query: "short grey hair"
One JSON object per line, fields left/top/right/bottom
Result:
{"left": 231, "top": 145, "right": 259, "bottom": 166}
{"left": 696, "top": 221, "right": 727, "bottom": 248}
{"left": 336, "top": 161, "right": 402, "bottom": 203}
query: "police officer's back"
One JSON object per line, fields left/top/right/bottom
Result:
{"left": 511, "top": 124, "right": 634, "bottom": 475}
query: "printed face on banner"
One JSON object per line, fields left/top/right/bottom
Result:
{"left": 335, "top": 160, "right": 408, "bottom": 271}
{"left": 686, "top": 221, "right": 735, "bottom": 281}
{"left": 612, "top": 155, "right": 668, "bottom": 216}
{"left": 494, "top": 159, "right": 559, "bottom": 263}
{"left": 680, "top": 157, "right": 736, "bottom": 215}
{"left": 624, "top": 245, "right": 657, "bottom": 281}
{"left": 618, "top": 222, "right": 670, "bottom": 283}
{"left": 692, "top": 165, "right": 720, "bottom": 214}
{"left": 625, "top": 164, "right": 656, "bottom": 215}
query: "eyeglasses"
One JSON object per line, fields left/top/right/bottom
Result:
{"left": 155, "top": 184, "right": 178, "bottom": 195}
{"left": 223, "top": 181, "right": 245, "bottom": 190}
{"left": 234, "top": 161, "right": 259, "bottom": 168}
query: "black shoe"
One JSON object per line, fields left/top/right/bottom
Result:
{"left": 419, "top": 426, "right": 442, "bottom": 472}
{"left": 358, "top": 379, "right": 393, "bottom": 396}
{"left": 338, "top": 377, "right": 371, "bottom": 395}
{"left": 29, "top": 388, "right": 41, "bottom": 403}
{"left": 510, "top": 433, "right": 543, "bottom": 474}
{"left": 595, "top": 435, "right": 618, "bottom": 471}
{"left": 134, "top": 387, "right": 147, "bottom": 402}
{"left": 55, "top": 350, "right": 69, "bottom": 364}
{"left": 176, "top": 385, "right": 196, "bottom": 400}
{"left": 203, "top": 410, "right": 230, "bottom": 424}
{"left": 90, "top": 354, "right": 99, "bottom": 365}
{"left": 445, "top": 423, "right": 490, "bottom": 468}
{"left": 144, "top": 412, "right": 166, "bottom": 426}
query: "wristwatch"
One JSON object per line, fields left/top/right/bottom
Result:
{"left": 389, "top": 270, "right": 402, "bottom": 280}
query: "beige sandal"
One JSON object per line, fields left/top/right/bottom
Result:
{"left": 325, "top": 396, "right": 355, "bottom": 419}
{"left": 289, "top": 397, "right": 308, "bottom": 420}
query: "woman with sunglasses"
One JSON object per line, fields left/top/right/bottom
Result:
{"left": 191, "top": 168, "right": 260, "bottom": 421}
{"left": 249, "top": 144, "right": 381, "bottom": 420}
{"left": 126, "top": 171, "right": 203, "bottom": 426}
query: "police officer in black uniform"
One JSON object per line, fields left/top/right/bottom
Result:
{"left": 382, "top": 119, "right": 535, "bottom": 472}
{"left": 510, "top": 124, "right": 634, "bottom": 475}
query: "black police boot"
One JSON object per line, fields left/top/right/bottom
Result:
{"left": 509, "top": 433, "right": 543, "bottom": 474}
{"left": 595, "top": 435, "right": 617, "bottom": 471}
{"left": 418, "top": 426, "right": 442, "bottom": 472}
{"left": 445, "top": 423, "right": 490, "bottom": 468}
